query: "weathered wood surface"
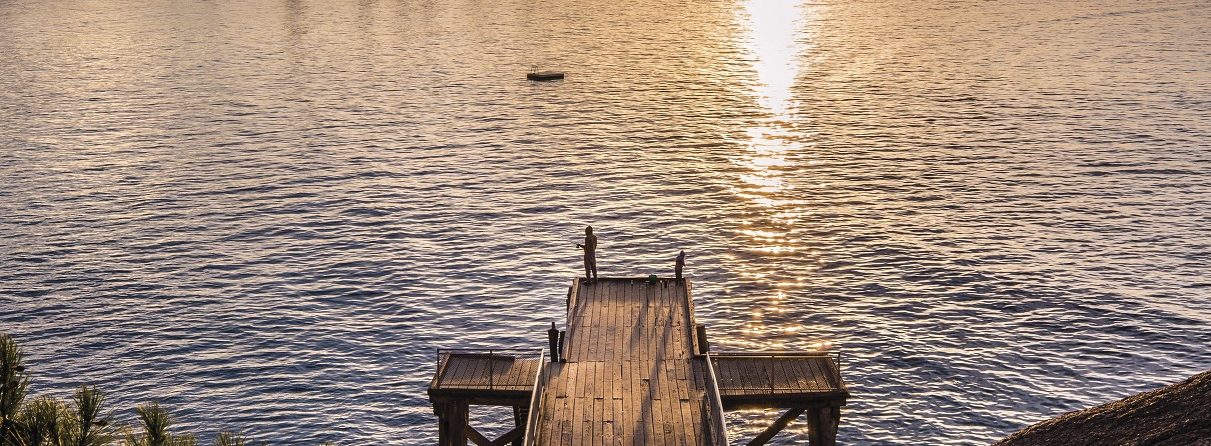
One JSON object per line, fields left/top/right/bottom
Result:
{"left": 712, "top": 355, "right": 843, "bottom": 396}
{"left": 712, "top": 354, "right": 847, "bottom": 411}
{"left": 431, "top": 352, "right": 543, "bottom": 391}
{"left": 530, "top": 278, "right": 725, "bottom": 445}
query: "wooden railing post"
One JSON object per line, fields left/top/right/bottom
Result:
{"left": 557, "top": 330, "right": 565, "bottom": 362}
{"left": 767, "top": 355, "right": 774, "bottom": 393}
{"left": 512, "top": 405, "right": 528, "bottom": 446}
{"left": 696, "top": 324, "right": 709, "bottom": 354}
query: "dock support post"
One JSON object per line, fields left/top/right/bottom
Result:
{"left": 436, "top": 401, "right": 470, "bottom": 446}
{"left": 807, "top": 406, "right": 840, "bottom": 446}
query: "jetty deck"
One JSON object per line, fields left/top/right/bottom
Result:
{"left": 529, "top": 278, "right": 725, "bottom": 444}
{"left": 427, "top": 276, "right": 849, "bottom": 446}
{"left": 430, "top": 348, "right": 543, "bottom": 401}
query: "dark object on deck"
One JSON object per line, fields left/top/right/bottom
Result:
{"left": 676, "top": 250, "right": 686, "bottom": 280}
{"left": 556, "top": 330, "right": 565, "bottom": 363}
{"left": 994, "top": 369, "right": 1211, "bottom": 446}
{"left": 427, "top": 277, "right": 849, "bottom": 445}
{"left": 546, "top": 322, "right": 559, "bottom": 363}
{"left": 527, "top": 68, "right": 565, "bottom": 81}
{"left": 696, "top": 323, "right": 710, "bottom": 355}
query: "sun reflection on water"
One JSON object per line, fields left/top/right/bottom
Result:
{"left": 732, "top": 0, "right": 813, "bottom": 247}
{"left": 732, "top": 0, "right": 822, "bottom": 345}
{"left": 744, "top": 0, "right": 805, "bottom": 117}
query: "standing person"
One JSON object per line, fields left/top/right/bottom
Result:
{"left": 576, "top": 226, "right": 598, "bottom": 283}
{"left": 675, "top": 250, "right": 686, "bottom": 281}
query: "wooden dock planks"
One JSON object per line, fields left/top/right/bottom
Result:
{"left": 533, "top": 278, "right": 720, "bottom": 445}
{"left": 432, "top": 353, "right": 541, "bottom": 391}
{"left": 710, "top": 354, "right": 847, "bottom": 411}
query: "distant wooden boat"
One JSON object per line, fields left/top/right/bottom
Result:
{"left": 527, "top": 67, "right": 564, "bottom": 81}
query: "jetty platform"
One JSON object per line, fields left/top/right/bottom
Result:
{"left": 427, "top": 277, "right": 848, "bottom": 445}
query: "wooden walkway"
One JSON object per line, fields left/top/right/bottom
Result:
{"left": 426, "top": 276, "right": 849, "bottom": 446}
{"left": 528, "top": 278, "right": 727, "bottom": 445}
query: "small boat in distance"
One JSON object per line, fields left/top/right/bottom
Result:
{"left": 527, "top": 66, "right": 565, "bottom": 81}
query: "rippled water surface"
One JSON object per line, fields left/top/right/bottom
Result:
{"left": 2, "top": 0, "right": 1210, "bottom": 444}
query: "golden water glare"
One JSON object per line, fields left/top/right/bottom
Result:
{"left": 734, "top": 0, "right": 811, "bottom": 249}
{"left": 733, "top": 0, "right": 824, "bottom": 347}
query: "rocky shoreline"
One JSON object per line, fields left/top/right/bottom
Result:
{"left": 994, "top": 369, "right": 1211, "bottom": 446}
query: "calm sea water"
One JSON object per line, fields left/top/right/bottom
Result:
{"left": 2, "top": 0, "right": 1209, "bottom": 444}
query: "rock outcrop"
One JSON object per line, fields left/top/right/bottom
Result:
{"left": 994, "top": 369, "right": 1211, "bottom": 446}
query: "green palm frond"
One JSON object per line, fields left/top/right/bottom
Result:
{"left": 14, "top": 396, "right": 72, "bottom": 446}
{"left": 0, "top": 336, "right": 311, "bottom": 446}
{"left": 1, "top": 334, "right": 30, "bottom": 424}
{"left": 135, "top": 403, "right": 170, "bottom": 446}
{"left": 121, "top": 424, "right": 142, "bottom": 446}
{"left": 121, "top": 403, "right": 197, "bottom": 446}
{"left": 213, "top": 431, "right": 246, "bottom": 446}
{"left": 66, "top": 385, "right": 112, "bottom": 446}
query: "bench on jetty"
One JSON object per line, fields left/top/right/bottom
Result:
{"left": 427, "top": 277, "right": 849, "bottom": 445}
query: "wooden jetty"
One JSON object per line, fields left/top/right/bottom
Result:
{"left": 428, "top": 277, "right": 849, "bottom": 445}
